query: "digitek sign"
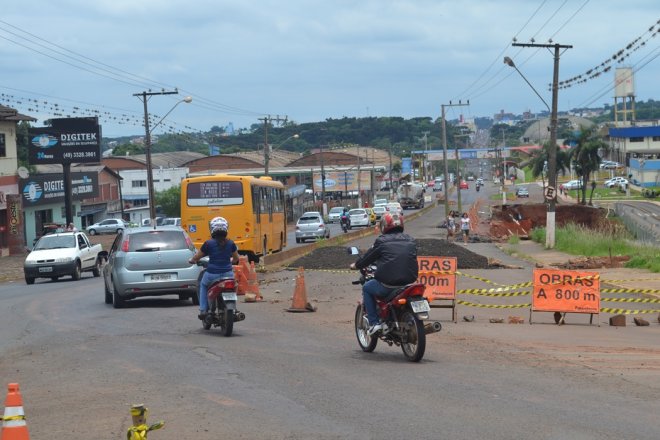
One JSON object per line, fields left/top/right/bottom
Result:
{"left": 28, "top": 117, "right": 101, "bottom": 165}
{"left": 19, "top": 172, "right": 99, "bottom": 207}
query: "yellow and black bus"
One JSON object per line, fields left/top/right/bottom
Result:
{"left": 181, "top": 174, "right": 286, "bottom": 262}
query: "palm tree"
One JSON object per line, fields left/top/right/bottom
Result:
{"left": 569, "top": 125, "right": 607, "bottom": 205}
{"left": 529, "top": 141, "right": 571, "bottom": 189}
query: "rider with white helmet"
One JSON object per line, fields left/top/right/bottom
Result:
{"left": 189, "top": 216, "right": 240, "bottom": 319}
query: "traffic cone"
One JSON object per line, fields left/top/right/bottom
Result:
{"left": 1, "top": 383, "right": 29, "bottom": 440}
{"left": 286, "top": 267, "right": 316, "bottom": 312}
{"left": 232, "top": 265, "right": 248, "bottom": 295}
{"left": 245, "top": 261, "right": 263, "bottom": 302}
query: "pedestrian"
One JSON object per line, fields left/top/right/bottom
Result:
{"left": 446, "top": 213, "right": 455, "bottom": 240}
{"left": 66, "top": 222, "right": 78, "bottom": 232}
{"left": 460, "top": 212, "right": 471, "bottom": 244}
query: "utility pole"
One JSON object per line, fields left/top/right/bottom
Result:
{"left": 259, "top": 115, "right": 287, "bottom": 176}
{"left": 388, "top": 146, "right": 393, "bottom": 198}
{"left": 421, "top": 131, "right": 430, "bottom": 182}
{"left": 357, "top": 145, "right": 361, "bottom": 208}
{"left": 320, "top": 144, "right": 327, "bottom": 216}
{"left": 441, "top": 100, "right": 469, "bottom": 218}
{"left": 514, "top": 42, "right": 571, "bottom": 248}
{"left": 134, "top": 89, "right": 179, "bottom": 225}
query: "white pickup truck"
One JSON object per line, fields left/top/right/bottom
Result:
{"left": 23, "top": 232, "right": 107, "bottom": 284}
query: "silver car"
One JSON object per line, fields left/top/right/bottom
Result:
{"left": 327, "top": 207, "right": 345, "bottom": 223}
{"left": 87, "top": 218, "right": 128, "bottom": 235}
{"left": 295, "top": 212, "right": 330, "bottom": 243}
{"left": 103, "top": 226, "right": 202, "bottom": 308}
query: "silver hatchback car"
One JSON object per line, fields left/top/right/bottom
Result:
{"left": 103, "top": 226, "right": 202, "bottom": 308}
{"left": 295, "top": 212, "right": 330, "bottom": 243}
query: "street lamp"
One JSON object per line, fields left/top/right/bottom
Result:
{"left": 264, "top": 134, "right": 299, "bottom": 177}
{"left": 504, "top": 55, "right": 557, "bottom": 248}
{"left": 135, "top": 92, "right": 192, "bottom": 226}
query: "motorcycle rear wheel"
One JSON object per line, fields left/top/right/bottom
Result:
{"left": 222, "top": 309, "right": 234, "bottom": 337}
{"left": 354, "top": 304, "right": 378, "bottom": 352}
{"left": 202, "top": 302, "right": 214, "bottom": 330}
{"left": 400, "top": 311, "right": 426, "bottom": 362}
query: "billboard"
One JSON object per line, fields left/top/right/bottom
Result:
{"left": 19, "top": 172, "right": 99, "bottom": 207}
{"left": 311, "top": 170, "right": 371, "bottom": 192}
{"left": 28, "top": 117, "right": 101, "bottom": 165}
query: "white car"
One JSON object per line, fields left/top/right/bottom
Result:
{"left": 348, "top": 209, "right": 370, "bottom": 228}
{"left": 386, "top": 202, "right": 403, "bottom": 216}
{"left": 562, "top": 180, "right": 583, "bottom": 190}
{"left": 605, "top": 177, "right": 627, "bottom": 188}
{"left": 374, "top": 198, "right": 388, "bottom": 207}
{"left": 327, "top": 207, "right": 345, "bottom": 223}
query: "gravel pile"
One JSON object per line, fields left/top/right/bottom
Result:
{"left": 287, "top": 239, "right": 490, "bottom": 270}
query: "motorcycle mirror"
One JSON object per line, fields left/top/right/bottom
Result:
{"left": 347, "top": 246, "right": 360, "bottom": 255}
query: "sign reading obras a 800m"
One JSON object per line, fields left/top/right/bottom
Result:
{"left": 28, "top": 117, "right": 101, "bottom": 165}
{"left": 532, "top": 269, "right": 600, "bottom": 314}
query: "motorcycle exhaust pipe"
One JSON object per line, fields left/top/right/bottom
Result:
{"left": 234, "top": 311, "right": 246, "bottom": 322}
{"left": 424, "top": 321, "right": 442, "bottom": 335}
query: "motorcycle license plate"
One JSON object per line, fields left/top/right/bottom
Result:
{"left": 222, "top": 292, "right": 237, "bottom": 301}
{"left": 410, "top": 299, "right": 430, "bottom": 313}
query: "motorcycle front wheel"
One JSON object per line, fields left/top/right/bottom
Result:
{"left": 354, "top": 304, "right": 378, "bottom": 352}
{"left": 400, "top": 311, "right": 426, "bottom": 362}
{"left": 222, "top": 308, "right": 234, "bottom": 337}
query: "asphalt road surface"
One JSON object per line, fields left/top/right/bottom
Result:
{"left": 0, "top": 205, "right": 658, "bottom": 439}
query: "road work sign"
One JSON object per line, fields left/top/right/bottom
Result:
{"left": 417, "top": 256, "right": 457, "bottom": 301}
{"left": 531, "top": 269, "right": 600, "bottom": 322}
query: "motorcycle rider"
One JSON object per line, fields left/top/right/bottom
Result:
{"left": 340, "top": 207, "right": 351, "bottom": 231}
{"left": 188, "top": 216, "right": 240, "bottom": 320}
{"left": 349, "top": 212, "right": 418, "bottom": 335}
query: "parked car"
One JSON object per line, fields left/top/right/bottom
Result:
{"left": 161, "top": 217, "right": 181, "bottom": 226}
{"left": 103, "top": 226, "right": 201, "bottom": 308}
{"left": 459, "top": 181, "right": 469, "bottom": 190}
{"left": 327, "top": 207, "right": 345, "bottom": 223}
{"left": 372, "top": 205, "right": 387, "bottom": 220}
{"left": 600, "top": 161, "right": 622, "bottom": 169}
{"left": 295, "top": 212, "right": 330, "bottom": 243}
{"left": 605, "top": 177, "right": 627, "bottom": 188}
{"left": 24, "top": 232, "right": 106, "bottom": 284}
{"left": 562, "top": 180, "right": 583, "bottom": 190}
{"left": 515, "top": 186, "right": 529, "bottom": 198}
{"left": 87, "top": 218, "right": 128, "bottom": 235}
{"left": 348, "top": 209, "right": 370, "bottom": 228}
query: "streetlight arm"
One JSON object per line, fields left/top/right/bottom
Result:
{"left": 150, "top": 96, "right": 192, "bottom": 134}
{"left": 504, "top": 57, "right": 551, "bottom": 112}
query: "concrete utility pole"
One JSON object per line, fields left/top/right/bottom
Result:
{"left": 259, "top": 115, "right": 288, "bottom": 176}
{"left": 441, "top": 100, "right": 469, "bottom": 217}
{"left": 513, "top": 42, "right": 571, "bottom": 248}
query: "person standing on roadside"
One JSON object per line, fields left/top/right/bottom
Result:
{"left": 460, "top": 212, "right": 471, "bottom": 244}
{"left": 446, "top": 212, "right": 455, "bottom": 240}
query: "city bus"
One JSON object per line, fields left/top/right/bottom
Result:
{"left": 180, "top": 174, "right": 286, "bottom": 262}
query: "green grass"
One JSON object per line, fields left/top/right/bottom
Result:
{"left": 530, "top": 224, "right": 660, "bottom": 272}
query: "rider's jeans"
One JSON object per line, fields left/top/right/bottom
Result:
{"left": 199, "top": 270, "right": 235, "bottom": 313}
{"left": 363, "top": 279, "right": 395, "bottom": 325}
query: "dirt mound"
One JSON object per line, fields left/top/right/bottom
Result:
{"left": 552, "top": 255, "right": 631, "bottom": 270}
{"left": 489, "top": 203, "right": 609, "bottom": 240}
{"left": 287, "top": 239, "right": 490, "bottom": 270}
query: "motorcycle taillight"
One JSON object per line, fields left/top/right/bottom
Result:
{"left": 222, "top": 279, "right": 236, "bottom": 290}
{"left": 407, "top": 284, "right": 426, "bottom": 296}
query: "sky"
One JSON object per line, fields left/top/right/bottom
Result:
{"left": 1, "top": 1, "right": 659, "bottom": 138}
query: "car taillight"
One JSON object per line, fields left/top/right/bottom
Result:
{"left": 319, "top": 223, "right": 324, "bottom": 228}
{"left": 121, "top": 236, "right": 130, "bottom": 252}
{"left": 184, "top": 234, "right": 193, "bottom": 249}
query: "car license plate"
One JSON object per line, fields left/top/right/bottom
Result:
{"left": 149, "top": 273, "right": 173, "bottom": 281}
{"left": 222, "top": 292, "right": 237, "bottom": 301}
{"left": 38, "top": 266, "right": 53, "bottom": 273}
{"left": 410, "top": 299, "right": 430, "bottom": 313}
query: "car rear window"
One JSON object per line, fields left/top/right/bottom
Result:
{"left": 128, "top": 230, "right": 189, "bottom": 252}
{"left": 298, "top": 216, "right": 321, "bottom": 224}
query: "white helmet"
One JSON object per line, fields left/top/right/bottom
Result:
{"left": 210, "top": 216, "right": 229, "bottom": 234}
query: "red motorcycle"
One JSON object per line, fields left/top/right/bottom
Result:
{"left": 196, "top": 261, "right": 246, "bottom": 336}
{"left": 349, "top": 248, "right": 441, "bottom": 362}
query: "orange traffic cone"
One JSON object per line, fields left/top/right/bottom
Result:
{"left": 232, "top": 265, "right": 248, "bottom": 295}
{"left": 245, "top": 262, "right": 263, "bottom": 302}
{"left": 1, "top": 383, "right": 29, "bottom": 440}
{"left": 286, "top": 267, "right": 316, "bottom": 312}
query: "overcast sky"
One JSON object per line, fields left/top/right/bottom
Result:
{"left": 2, "top": 1, "right": 659, "bottom": 138}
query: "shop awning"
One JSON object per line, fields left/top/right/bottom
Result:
{"left": 78, "top": 208, "right": 105, "bottom": 217}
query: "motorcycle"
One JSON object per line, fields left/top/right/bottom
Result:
{"left": 340, "top": 214, "right": 350, "bottom": 233}
{"left": 196, "top": 260, "right": 246, "bottom": 336}
{"left": 348, "top": 247, "right": 441, "bottom": 362}
{"left": 476, "top": 183, "right": 480, "bottom": 192}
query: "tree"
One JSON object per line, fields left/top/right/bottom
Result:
{"left": 155, "top": 186, "right": 181, "bottom": 217}
{"left": 568, "top": 125, "right": 606, "bottom": 205}
{"left": 528, "top": 141, "right": 571, "bottom": 188}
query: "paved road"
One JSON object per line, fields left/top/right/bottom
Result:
{"left": 0, "top": 201, "right": 658, "bottom": 439}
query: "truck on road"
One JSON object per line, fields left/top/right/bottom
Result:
{"left": 397, "top": 182, "right": 425, "bottom": 209}
{"left": 23, "top": 232, "right": 107, "bottom": 284}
